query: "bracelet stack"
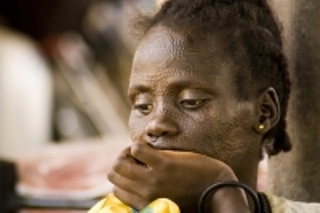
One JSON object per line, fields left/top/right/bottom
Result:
{"left": 198, "top": 181, "right": 268, "bottom": 213}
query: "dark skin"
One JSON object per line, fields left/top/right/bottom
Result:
{"left": 108, "top": 24, "right": 280, "bottom": 213}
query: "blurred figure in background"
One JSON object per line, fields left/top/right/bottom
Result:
{"left": 0, "top": 7, "right": 53, "bottom": 157}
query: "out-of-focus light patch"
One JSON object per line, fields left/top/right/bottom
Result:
{"left": 156, "top": 0, "right": 167, "bottom": 8}
{"left": 135, "top": 0, "right": 158, "bottom": 15}
{"left": 56, "top": 108, "right": 79, "bottom": 138}
{"left": 131, "top": 0, "right": 167, "bottom": 15}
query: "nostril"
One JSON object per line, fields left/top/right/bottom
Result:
{"left": 147, "top": 131, "right": 168, "bottom": 139}
{"left": 147, "top": 133, "right": 158, "bottom": 143}
{"left": 160, "top": 131, "right": 168, "bottom": 136}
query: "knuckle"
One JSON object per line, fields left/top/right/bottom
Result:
{"left": 140, "top": 181, "right": 159, "bottom": 200}
{"left": 112, "top": 156, "right": 124, "bottom": 172}
{"left": 112, "top": 187, "right": 122, "bottom": 199}
{"left": 130, "top": 143, "right": 143, "bottom": 157}
{"left": 113, "top": 188, "right": 148, "bottom": 211}
{"left": 113, "top": 188, "right": 130, "bottom": 205}
{"left": 107, "top": 171, "right": 115, "bottom": 182}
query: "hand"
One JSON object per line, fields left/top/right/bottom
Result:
{"left": 107, "top": 143, "right": 238, "bottom": 212}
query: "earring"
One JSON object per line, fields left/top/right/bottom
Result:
{"left": 258, "top": 124, "right": 265, "bottom": 131}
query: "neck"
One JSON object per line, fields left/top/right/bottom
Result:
{"left": 234, "top": 160, "right": 259, "bottom": 191}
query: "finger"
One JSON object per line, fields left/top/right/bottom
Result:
{"left": 108, "top": 167, "right": 159, "bottom": 202}
{"left": 112, "top": 150, "right": 150, "bottom": 181}
{"left": 117, "top": 146, "right": 131, "bottom": 158}
{"left": 119, "top": 145, "right": 153, "bottom": 167}
{"left": 130, "top": 143, "right": 164, "bottom": 167}
{"left": 108, "top": 168, "right": 145, "bottom": 198}
{"left": 113, "top": 186, "right": 149, "bottom": 210}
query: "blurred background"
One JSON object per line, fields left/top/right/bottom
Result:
{"left": 0, "top": 0, "right": 163, "bottom": 212}
{"left": 0, "top": 0, "right": 162, "bottom": 150}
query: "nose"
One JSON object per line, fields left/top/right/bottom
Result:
{"left": 145, "top": 111, "right": 179, "bottom": 142}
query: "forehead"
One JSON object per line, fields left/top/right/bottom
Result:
{"left": 130, "top": 24, "right": 238, "bottom": 91}
{"left": 133, "top": 25, "right": 227, "bottom": 71}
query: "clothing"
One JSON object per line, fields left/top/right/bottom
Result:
{"left": 88, "top": 194, "right": 180, "bottom": 213}
{"left": 88, "top": 193, "right": 320, "bottom": 213}
{"left": 265, "top": 192, "right": 320, "bottom": 213}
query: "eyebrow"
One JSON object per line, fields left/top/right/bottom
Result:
{"left": 127, "top": 84, "right": 151, "bottom": 101}
{"left": 169, "top": 76, "right": 219, "bottom": 91}
{"left": 128, "top": 78, "right": 217, "bottom": 100}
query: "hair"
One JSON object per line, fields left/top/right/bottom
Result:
{"left": 134, "top": 0, "right": 291, "bottom": 156}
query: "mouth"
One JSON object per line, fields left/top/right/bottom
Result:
{"left": 146, "top": 141, "right": 188, "bottom": 152}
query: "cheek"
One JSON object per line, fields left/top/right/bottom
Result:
{"left": 191, "top": 106, "right": 255, "bottom": 163}
{"left": 128, "top": 114, "right": 146, "bottom": 142}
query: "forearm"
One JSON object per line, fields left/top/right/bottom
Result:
{"left": 207, "top": 187, "right": 251, "bottom": 213}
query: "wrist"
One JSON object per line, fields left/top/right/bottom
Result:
{"left": 199, "top": 181, "right": 260, "bottom": 213}
{"left": 209, "top": 186, "right": 251, "bottom": 213}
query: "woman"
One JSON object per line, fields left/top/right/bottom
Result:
{"left": 90, "top": 0, "right": 320, "bottom": 212}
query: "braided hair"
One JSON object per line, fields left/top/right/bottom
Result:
{"left": 135, "top": 0, "right": 292, "bottom": 156}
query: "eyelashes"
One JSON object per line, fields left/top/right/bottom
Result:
{"left": 179, "top": 99, "right": 208, "bottom": 109}
{"left": 133, "top": 98, "right": 209, "bottom": 116}
{"left": 134, "top": 103, "right": 153, "bottom": 115}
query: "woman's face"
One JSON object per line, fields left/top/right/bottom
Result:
{"left": 128, "top": 25, "right": 261, "bottom": 172}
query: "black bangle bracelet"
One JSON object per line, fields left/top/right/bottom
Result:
{"left": 198, "top": 181, "right": 261, "bottom": 213}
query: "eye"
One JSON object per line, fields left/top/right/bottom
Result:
{"left": 179, "top": 99, "right": 207, "bottom": 109}
{"left": 131, "top": 93, "right": 153, "bottom": 115}
{"left": 179, "top": 89, "right": 212, "bottom": 110}
{"left": 134, "top": 104, "right": 153, "bottom": 115}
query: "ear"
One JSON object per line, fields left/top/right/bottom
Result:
{"left": 254, "top": 87, "right": 280, "bottom": 134}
